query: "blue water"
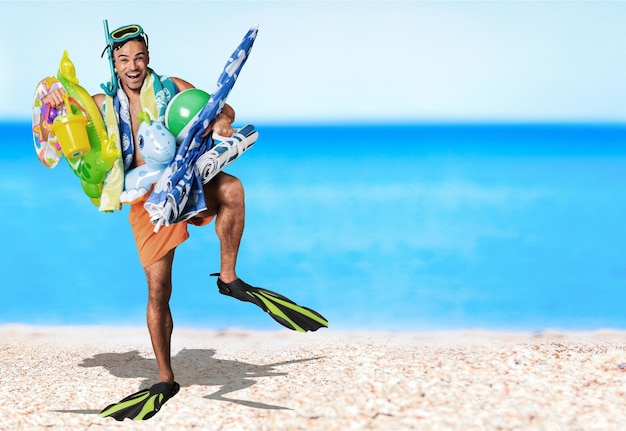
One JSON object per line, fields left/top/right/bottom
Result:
{"left": 2, "top": 122, "right": 625, "bottom": 331}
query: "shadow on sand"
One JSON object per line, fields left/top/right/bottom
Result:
{"left": 67, "top": 348, "right": 322, "bottom": 411}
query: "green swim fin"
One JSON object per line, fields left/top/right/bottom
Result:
{"left": 99, "top": 381, "right": 180, "bottom": 421}
{"left": 211, "top": 274, "right": 329, "bottom": 332}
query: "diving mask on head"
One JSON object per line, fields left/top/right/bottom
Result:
{"left": 100, "top": 20, "right": 149, "bottom": 96}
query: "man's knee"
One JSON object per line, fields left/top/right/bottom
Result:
{"left": 145, "top": 252, "right": 174, "bottom": 305}
{"left": 222, "top": 175, "right": 244, "bottom": 201}
{"left": 212, "top": 173, "right": 244, "bottom": 204}
{"left": 147, "top": 281, "right": 172, "bottom": 310}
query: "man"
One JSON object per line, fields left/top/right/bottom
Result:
{"left": 42, "top": 22, "right": 245, "bottom": 404}
{"left": 93, "top": 28, "right": 242, "bottom": 390}
{"left": 42, "top": 24, "right": 327, "bottom": 421}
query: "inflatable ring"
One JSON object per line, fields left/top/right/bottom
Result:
{"left": 32, "top": 77, "right": 66, "bottom": 168}
{"left": 32, "top": 51, "right": 121, "bottom": 206}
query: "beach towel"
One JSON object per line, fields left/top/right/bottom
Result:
{"left": 144, "top": 25, "right": 259, "bottom": 232}
{"left": 101, "top": 69, "right": 177, "bottom": 210}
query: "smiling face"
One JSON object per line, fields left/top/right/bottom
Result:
{"left": 113, "top": 39, "right": 149, "bottom": 93}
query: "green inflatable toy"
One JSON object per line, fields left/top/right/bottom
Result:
{"left": 164, "top": 88, "right": 211, "bottom": 143}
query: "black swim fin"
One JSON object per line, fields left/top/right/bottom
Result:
{"left": 211, "top": 274, "right": 328, "bottom": 332}
{"left": 99, "top": 381, "right": 180, "bottom": 421}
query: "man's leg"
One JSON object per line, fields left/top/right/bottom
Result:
{"left": 201, "top": 172, "right": 245, "bottom": 283}
{"left": 145, "top": 249, "right": 176, "bottom": 384}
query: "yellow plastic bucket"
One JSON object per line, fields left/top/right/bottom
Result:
{"left": 51, "top": 95, "right": 91, "bottom": 159}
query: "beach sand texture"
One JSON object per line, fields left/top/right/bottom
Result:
{"left": 1, "top": 325, "right": 626, "bottom": 430}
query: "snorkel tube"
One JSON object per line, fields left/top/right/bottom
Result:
{"left": 100, "top": 19, "right": 117, "bottom": 96}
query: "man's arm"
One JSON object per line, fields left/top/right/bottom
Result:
{"left": 92, "top": 93, "right": 105, "bottom": 116}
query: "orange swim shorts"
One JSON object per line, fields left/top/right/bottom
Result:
{"left": 129, "top": 199, "right": 215, "bottom": 268}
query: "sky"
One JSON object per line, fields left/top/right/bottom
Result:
{"left": 1, "top": 0, "right": 625, "bottom": 124}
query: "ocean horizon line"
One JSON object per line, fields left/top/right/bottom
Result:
{"left": 8, "top": 120, "right": 626, "bottom": 159}
{"left": 5, "top": 118, "right": 626, "bottom": 127}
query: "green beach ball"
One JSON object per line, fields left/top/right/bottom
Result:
{"left": 165, "top": 88, "right": 211, "bottom": 143}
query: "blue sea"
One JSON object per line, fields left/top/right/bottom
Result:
{"left": 1, "top": 122, "right": 625, "bottom": 332}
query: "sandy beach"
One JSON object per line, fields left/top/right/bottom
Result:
{"left": 1, "top": 325, "right": 626, "bottom": 430}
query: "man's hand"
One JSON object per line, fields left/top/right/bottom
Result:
{"left": 209, "top": 113, "right": 234, "bottom": 137}
{"left": 201, "top": 104, "right": 235, "bottom": 138}
{"left": 41, "top": 88, "right": 67, "bottom": 109}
